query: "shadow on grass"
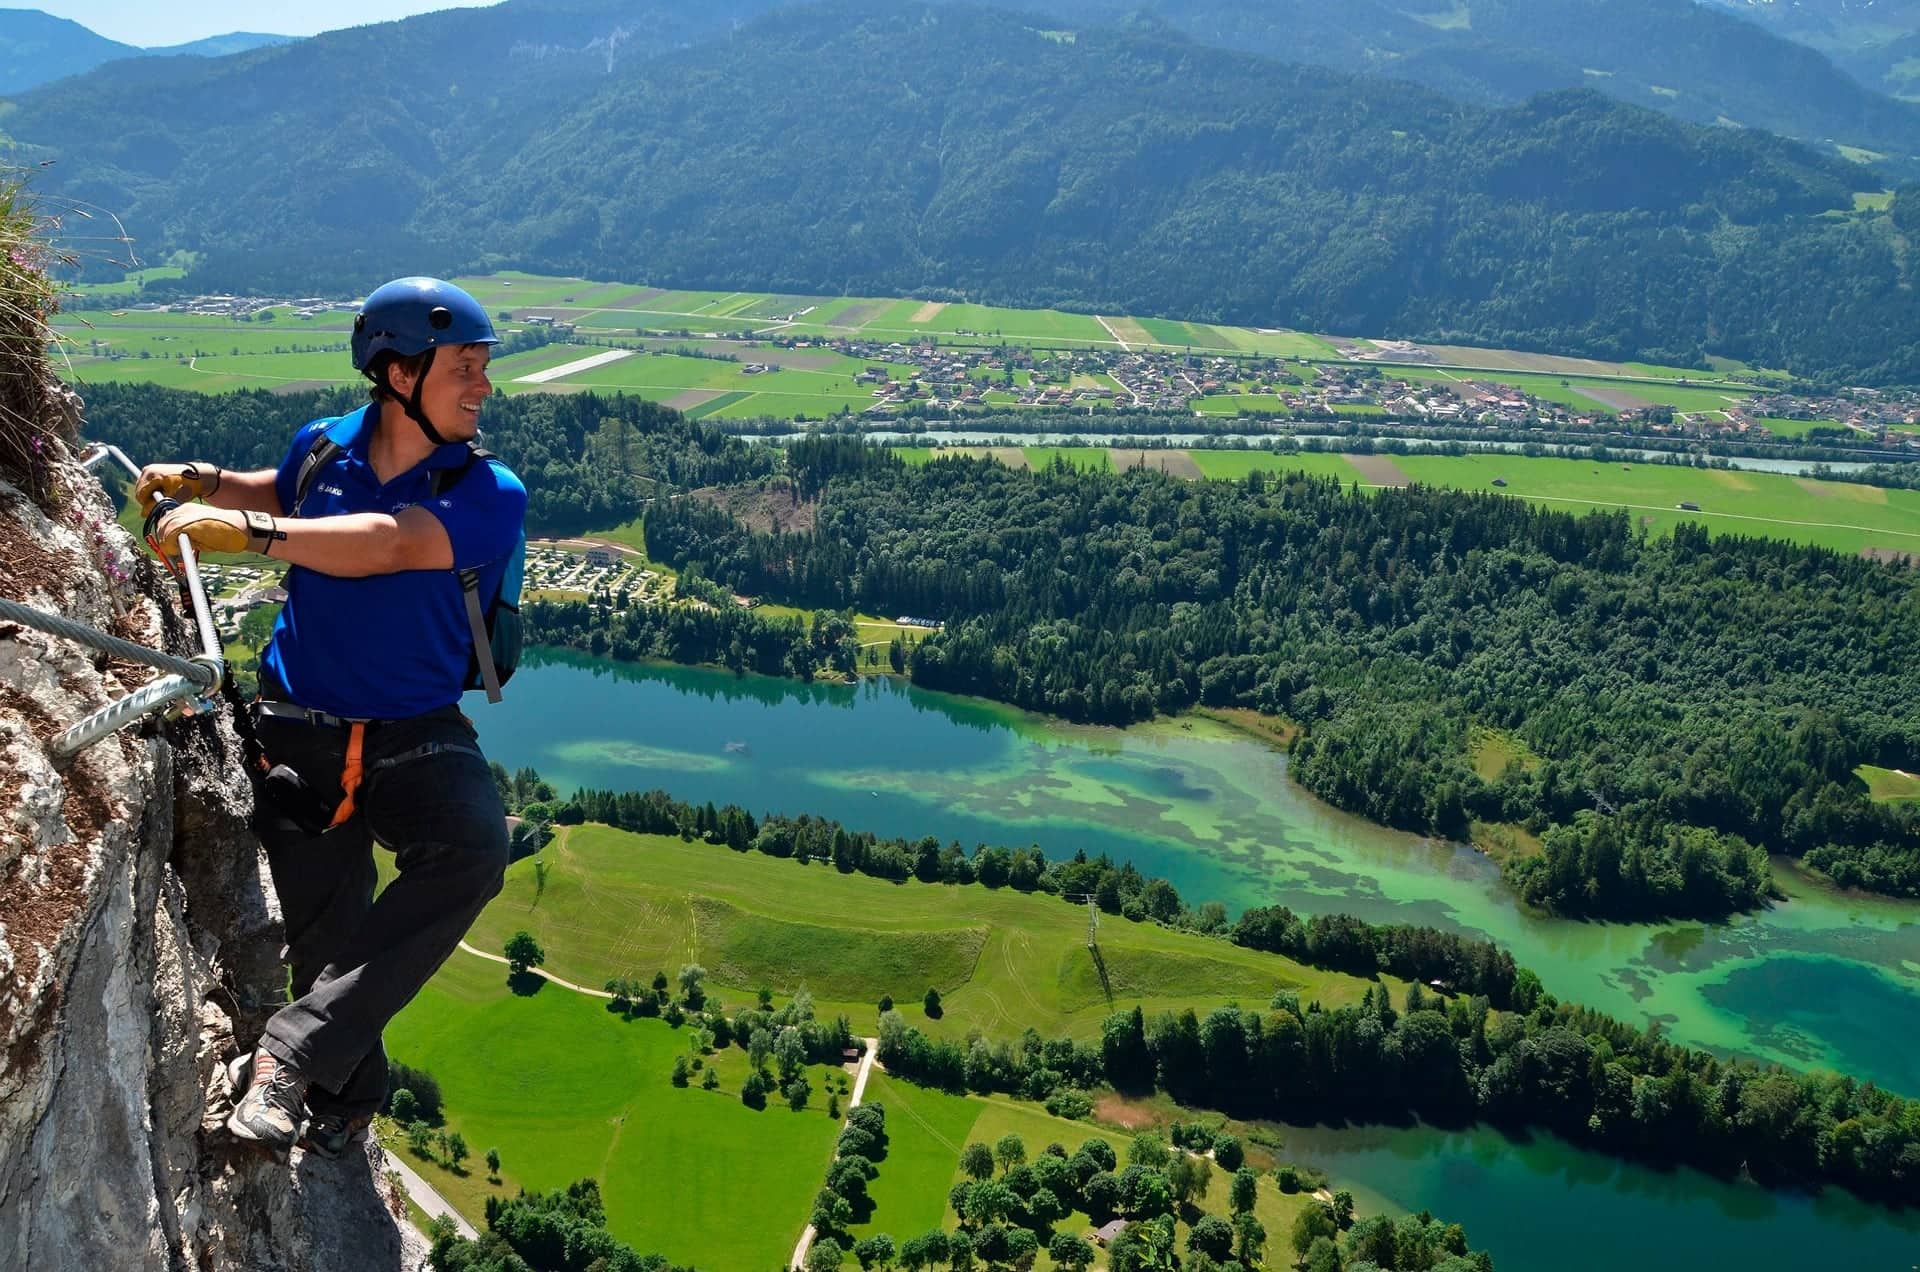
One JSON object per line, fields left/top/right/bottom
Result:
{"left": 508, "top": 970, "right": 546, "bottom": 996}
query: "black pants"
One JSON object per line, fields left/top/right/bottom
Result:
{"left": 250, "top": 697, "right": 507, "bottom": 1118}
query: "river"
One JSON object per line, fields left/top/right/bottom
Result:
{"left": 469, "top": 649, "right": 1920, "bottom": 1266}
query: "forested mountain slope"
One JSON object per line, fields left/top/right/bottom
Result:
{"left": 18, "top": 3, "right": 1920, "bottom": 380}
{"left": 1040, "top": 0, "right": 1920, "bottom": 168}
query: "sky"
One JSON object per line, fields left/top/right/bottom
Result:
{"left": 24, "top": 1, "right": 504, "bottom": 47}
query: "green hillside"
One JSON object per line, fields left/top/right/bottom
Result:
{"left": 463, "top": 825, "right": 1387, "bottom": 1043}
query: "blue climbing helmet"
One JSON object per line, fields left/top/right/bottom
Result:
{"left": 352, "top": 277, "right": 498, "bottom": 444}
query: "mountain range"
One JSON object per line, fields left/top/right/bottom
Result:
{"left": 0, "top": 8, "right": 289, "bottom": 94}
{"left": 12, "top": 0, "right": 1920, "bottom": 382}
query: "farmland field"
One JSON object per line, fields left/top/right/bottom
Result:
{"left": 55, "top": 272, "right": 1758, "bottom": 420}
{"left": 1399, "top": 366, "right": 1757, "bottom": 415}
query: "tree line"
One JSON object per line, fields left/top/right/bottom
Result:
{"left": 878, "top": 985, "right": 1920, "bottom": 1208}
{"left": 428, "top": 1178, "right": 685, "bottom": 1272}
{"left": 642, "top": 443, "right": 1920, "bottom": 918}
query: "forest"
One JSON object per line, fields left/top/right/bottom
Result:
{"left": 643, "top": 439, "right": 1920, "bottom": 918}
{"left": 23, "top": 1, "right": 1920, "bottom": 382}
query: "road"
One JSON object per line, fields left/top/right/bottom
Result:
{"left": 788, "top": 1037, "right": 880, "bottom": 1271}
{"left": 381, "top": 1143, "right": 479, "bottom": 1240}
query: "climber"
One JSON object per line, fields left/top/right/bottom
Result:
{"left": 134, "top": 277, "right": 524, "bottom": 1159}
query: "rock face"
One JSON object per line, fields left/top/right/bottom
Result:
{"left": 0, "top": 409, "right": 424, "bottom": 1266}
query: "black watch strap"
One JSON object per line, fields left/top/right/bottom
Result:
{"left": 244, "top": 509, "right": 286, "bottom": 555}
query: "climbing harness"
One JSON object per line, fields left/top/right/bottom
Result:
{"left": 0, "top": 443, "right": 226, "bottom": 762}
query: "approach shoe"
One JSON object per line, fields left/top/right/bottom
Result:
{"left": 299, "top": 1109, "right": 373, "bottom": 1160}
{"left": 224, "top": 1047, "right": 309, "bottom": 1153}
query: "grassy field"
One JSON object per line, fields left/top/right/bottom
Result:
{"left": 919, "top": 446, "right": 1920, "bottom": 557}
{"left": 464, "top": 825, "right": 1386, "bottom": 1047}
{"left": 1468, "top": 726, "right": 1541, "bottom": 783}
{"left": 1194, "top": 393, "right": 1292, "bottom": 415}
{"left": 1857, "top": 764, "right": 1920, "bottom": 802}
{"left": 1391, "top": 452, "right": 1920, "bottom": 557}
{"left": 1751, "top": 416, "right": 1843, "bottom": 438}
{"left": 382, "top": 950, "right": 844, "bottom": 1268}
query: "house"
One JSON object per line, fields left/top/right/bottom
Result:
{"left": 1093, "top": 1218, "right": 1129, "bottom": 1246}
{"left": 586, "top": 547, "right": 615, "bottom": 568}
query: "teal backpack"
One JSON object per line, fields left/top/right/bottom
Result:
{"left": 292, "top": 429, "right": 524, "bottom": 702}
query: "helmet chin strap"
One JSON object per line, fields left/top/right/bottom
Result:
{"left": 377, "top": 348, "right": 450, "bottom": 445}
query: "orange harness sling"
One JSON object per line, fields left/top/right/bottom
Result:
{"left": 328, "top": 722, "right": 367, "bottom": 829}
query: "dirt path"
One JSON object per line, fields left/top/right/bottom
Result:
{"left": 455, "top": 941, "right": 613, "bottom": 998}
{"left": 789, "top": 1036, "right": 880, "bottom": 1271}
{"left": 1095, "top": 315, "right": 1132, "bottom": 349}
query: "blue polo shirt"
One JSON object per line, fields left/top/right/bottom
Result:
{"left": 260, "top": 404, "right": 527, "bottom": 720}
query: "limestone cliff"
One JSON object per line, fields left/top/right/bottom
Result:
{"left": 0, "top": 265, "right": 425, "bottom": 1266}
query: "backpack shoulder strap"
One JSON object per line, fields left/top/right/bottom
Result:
{"left": 437, "top": 442, "right": 507, "bottom": 702}
{"left": 290, "top": 433, "right": 343, "bottom": 518}
{"left": 289, "top": 406, "right": 375, "bottom": 517}
{"left": 431, "top": 444, "right": 494, "bottom": 498}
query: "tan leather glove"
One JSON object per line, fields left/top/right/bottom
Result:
{"left": 133, "top": 462, "right": 221, "bottom": 512}
{"left": 151, "top": 505, "right": 284, "bottom": 562}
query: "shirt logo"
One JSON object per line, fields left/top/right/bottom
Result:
{"left": 317, "top": 483, "right": 345, "bottom": 497}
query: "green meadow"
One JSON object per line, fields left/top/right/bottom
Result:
{"left": 941, "top": 446, "right": 1920, "bottom": 557}
{"left": 383, "top": 951, "right": 841, "bottom": 1268}
{"left": 1752, "top": 416, "right": 1843, "bottom": 438}
{"left": 1858, "top": 764, "right": 1920, "bottom": 803}
{"left": 1194, "top": 392, "right": 1292, "bottom": 415}
{"left": 464, "top": 825, "right": 1385, "bottom": 1046}
{"left": 1391, "top": 452, "right": 1920, "bottom": 556}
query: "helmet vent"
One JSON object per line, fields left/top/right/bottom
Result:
{"left": 428, "top": 306, "right": 453, "bottom": 331}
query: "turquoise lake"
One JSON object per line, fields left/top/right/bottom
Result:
{"left": 467, "top": 649, "right": 1920, "bottom": 1266}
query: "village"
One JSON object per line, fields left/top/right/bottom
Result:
{"left": 791, "top": 334, "right": 1920, "bottom": 447}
